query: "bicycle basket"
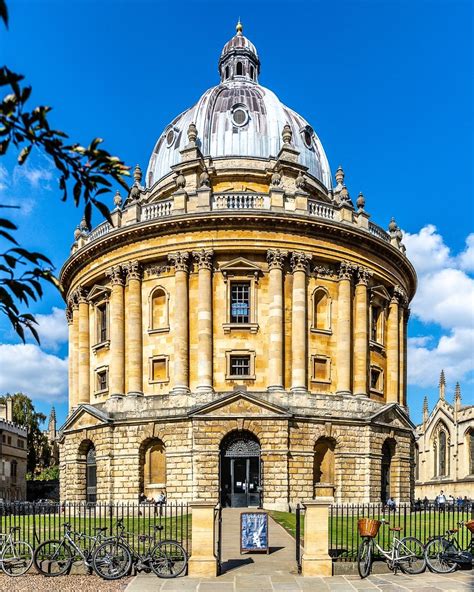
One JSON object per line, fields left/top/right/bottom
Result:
{"left": 358, "top": 518, "right": 381, "bottom": 538}
{"left": 466, "top": 520, "right": 474, "bottom": 534}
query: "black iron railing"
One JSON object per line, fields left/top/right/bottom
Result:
{"left": 329, "top": 503, "right": 474, "bottom": 561}
{"left": 0, "top": 501, "right": 190, "bottom": 553}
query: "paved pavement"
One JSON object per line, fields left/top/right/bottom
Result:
{"left": 125, "top": 509, "right": 473, "bottom": 591}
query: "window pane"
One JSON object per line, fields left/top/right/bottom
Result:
{"left": 230, "top": 356, "right": 250, "bottom": 376}
{"left": 152, "top": 359, "right": 167, "bottom": 381}
{"left": 230, "top": 283, "right": 250, "bottom": 323}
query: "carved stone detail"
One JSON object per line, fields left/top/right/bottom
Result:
{"left": 267, "top": 249, "right": 288, "bottom": 270}
{"left": 192, "top": 249, "right": 214, "bottom": 270}
{"left": 168, "top": 251, "right": 190, "bottom": 273}
{"left": 65, "top": 306, "right": 73, "bottom": 324}
{"left": 290, "top": 251, "right": 311, "bottom": 273}
{"left": 338, "top": 261, "right": 356, "bottom": 281}
{"left": 145, "top": 264, "right": 170, "bottom": 277}
{"left": 123, "top": 260, "right": 142, "bottom": 282}
{"left": 106, "top": 265, "right": 124, "bottom": 286}
{"left": 356, "top": 267, "right": 373, "bottom": 286}
{"left": 75, "top": 286, "right": 89, "bottom": 304}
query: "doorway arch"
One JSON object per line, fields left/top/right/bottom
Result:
{"left": 381, "top": 438, "right": 396, "bottom": 503}
{"left": 220, "top": 430, "right": 261, "bottom": 508}
{"left": 85, "top": 443, "right": 97, "bottom": 503}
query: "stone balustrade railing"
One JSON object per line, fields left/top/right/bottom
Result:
{"left": 78, "top": 191, "right": 394, "bottom": 249}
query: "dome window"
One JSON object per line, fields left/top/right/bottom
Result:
{"left": 302, "top": 126, "right": 314, "bottom": 149}
{"left": 165, "top": 126, "right": 177, "bottom": 148}
{"left": 236, "top": 61, "right": 243, "bottom": 76}
{"left": 225, "top": 66, "right": 230, "bottom": 79}
{"left": 231, "top": 105, "right": 249, "bottom": 127}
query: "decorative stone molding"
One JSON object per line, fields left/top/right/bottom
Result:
{"left": 391, "top": 285, "right": 408, "bottom": 306}
{"left": 267, "top": 249, "right": 288, "bottom": 270}
{"left": 175, "top": 170, "right": 186, "bottom": 190}
{"left": 65, "top": 306, "right": 73, "bottom": 325}
{"left": 75, "top": 286, "right": 89, "bottom": 304}
{"left": 290, "top": 251, "right": 312, "bottom": 273}
{"left": 356, "top": 266, "right": 373, "bottom": 286}
{"left": 187, "top": 122, "right": 198, "bottom": 145}
{"left": 338, "top": 261, "right": 356, "bottom": 281}
{"left": 145, "top": 263, "right": 170, "bottom": 277}
{"left": 271, "top": 169, "right": 281, "bottom": 187}
{"left": 199, "top": 170, "right": 211, "bottom": 187}
{"left": 192, "top": 249, "right": 214, "bottom": 270}
{"left": 282, "top": 124, "right": 292, "bottom": 145}
{"left": 312, "top": 264, "right": 337, "bottom": 278}
{"left": 123, "top": 260, "right": 142, "bottom": 283}
{"left": 106, "top": 265, "right": 124, "bottom": 286}
{"left": 168, "top": 251, "right": 190, "bottom": 273}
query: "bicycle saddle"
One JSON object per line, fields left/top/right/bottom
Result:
{"left": 447, "top": 528, "right": 459, "bottom": 534}
{"left": 94, "top": 527, "right": 107, "bottom": 532}
{"left": 9, "top": 526, "right": 20, "bottom": 533}
{"left": 153, "top": 525, "right": 164, "bottom": 531}
{"left": 138, "top": 534, "right": 153, "bottom": 542}
{"left": 389, "top": 527, "right": 402, "bottom": 531}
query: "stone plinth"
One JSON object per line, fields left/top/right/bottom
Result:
{"left": 187, "top": 501, "right": 218, "bottom": 577}
{"left": 302, "top": 497, "right": 333, "bottom": 576}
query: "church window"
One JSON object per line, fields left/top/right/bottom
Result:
{"left": 149, "top": 286, "right": 169, "bottom": 332}
{"left": 236, "top": 61, "right": 243, "bottom": 75}
{"left": 97, "top": 302, "right": 108, "bottom": 343}
{"left": 230, "top": 282, "right": 250, "bottom": 323}
{"left": 150, "top": 356, "right": 169, "bottom": 383}
{"left": 438, "top": 430, "right": 447, "bottom": 476}
{"left": 96, "top": 368, "right": 108, "bottom": 393}
{"left": 312, "top": 287, "right": 331, "bottom": 332}
{"left": 314, "top": 437, "right": 335, "bottom": 486}
{"left": 370, "top": 366, "right": 383, "bottom": 392}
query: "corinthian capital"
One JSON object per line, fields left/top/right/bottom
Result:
{"left": 392, "top": 285, "right": 408, "bottom": 306}
{"left": 192, "top": 249, "right": 214, "bottom": 270}
{"left": 168, "top": 251, "right": 190, "bottom": 273}
{"left": 106, "top": 265, "right": 124, "bottom": 286}
{"left": 75, "top": 286, "right": 89, "bottom": 303}
{"left": 356, "top": 266, "right": 373, "bottom": 286}
{"left": 65, "top": 306, "right": 73, "bottom": 325}
{"left": 267, "top": 249, "right": 288, "bottom": 270}
{"left": 290, "top": 251, "right": 312, "bottom": 273}
{"left": 338, "top": 261, "right": 356, "bottom": 281}
{"left": 123, "top": 260, "right": 142, "bottom": 282}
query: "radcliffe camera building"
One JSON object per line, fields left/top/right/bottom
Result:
{"left": 59, "top": 24, "right": 417, "bottom": 509}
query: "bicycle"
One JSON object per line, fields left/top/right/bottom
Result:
{"left": 93, "top": 519, "right": 187, "bottom": 580}
{"left": 33, "top": 522, "right": 111, "bottom": 576}
{"left": 0, "top": 526, "right": 33, "bottom": 576}
{"left": 357, "top": 518, "right": 426, "bottom": 578}
{"left": 424, "top": 520, "right": 474, "bottom": 573}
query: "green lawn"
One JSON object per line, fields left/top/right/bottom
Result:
{"left": 270, "top": 508, "right": 473, "bottom": 560}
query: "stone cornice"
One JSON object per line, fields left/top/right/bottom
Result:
{"left": 60, "top": 211, "right": 417, "bottom": 298}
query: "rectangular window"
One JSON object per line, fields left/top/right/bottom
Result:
{"left": 151, "top": 358, "right": 168, "bottom": 382}
{"left": 230, "top": 282, "right": 250, "bottom": 323}
{"left": 370, "top": 367, "right": 383, "bottom": 391}
{"left": 17, "top": 439, "right": 24, "bottom": 448}
{"left": 96, "top": 369, "right": 108, "bottom": 392}
{"left": 313, "top": 357, "right": 329, "bottom": 382}
{"left": 371, "top": 307, "right": 380, "bottom": 342}
{"left": 229, "top": 355, "right": 251, "bottom": 377}
{"left": 97, "top": 303, "right": 108, "bottom": 343}
{"left": 11, "top": 462, "right": 17, "bottom": 478}
{"left": 7, "top": 436, "right": 11, "bottom": 446}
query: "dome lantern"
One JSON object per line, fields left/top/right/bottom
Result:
{"left": 218, "top": 20, "right": 260, "bottom": 84}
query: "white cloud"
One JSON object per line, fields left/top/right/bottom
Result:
{"left": 404, "top": 225, "right": 474, "bottom": 391}
{"left": 13, "top": 163, "right": 53, "bottom": 189}
{"left": 34, "top": 307, "right": 68, "bottom": 352}
{"left": 0, "top": 159, "right": 54, "bottom": 215}
{"left": 0, "top": 344, "right": 68, "bottom": 403}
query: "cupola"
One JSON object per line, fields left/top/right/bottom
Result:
{"left": 218, "top": 20, "right": 260, "bottom": 83}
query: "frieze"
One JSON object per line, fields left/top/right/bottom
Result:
{"left": 144, "top": 264, "right": 171, "bottom": 277}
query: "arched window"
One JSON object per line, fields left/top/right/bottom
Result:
{"left": 141, "top": 439, "right": 166, "bottom": 496}
{"left": 381, "top": 438, "right": 396, "bottom": 502}
{"left": 149, "top": 287, "right": 169, "bottom": 332}
{"left": 312, "top": 287, "right": 331, "bottom": 331}
{"left": 86, "top": 444, "right": 97, "bottom": 503}
{"left": 469, "top": 430, "right": 474, "bottom": 474}
{"left": 236, "top": 61, "right": 243, "bottom": 76}
{"left": 225, "top": 66, "right": 230, "bottom": 79}
{"left": 438, "top": 430, "right": 447, "bottom": 476}
{"left": 250, "top": 65, "right": 255, "bottom": 80}
{"left": 313, "top": 438, "right": 335, "bottom": 486}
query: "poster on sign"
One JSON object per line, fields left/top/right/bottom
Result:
{"left": 240, "top": 512, "right": 269, "bottom": 554}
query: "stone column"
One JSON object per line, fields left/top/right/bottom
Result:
{"left": 386, "top": 287, "right": 401, "bottom": 403}
{"left": 77, "top": 287, "right": 90, "bottom": 404}
{"left": 353, "top": 267, "right": 371, "bottom": 396}
{"left": 67, "top": 302, "right": 78, "bottom": 411}
{"left": 107, "top": 265, "right": 125, "bottom": 396}
{"left": 399, "top": 304, "right": 409, "bottom": 406}
{"left": 187, "top": 501, "right": 218, "bottom": 577}
{"left": 336, "top": 262, "right": 354, "bottom": 394}
{"left": 302, "top": 497, "right": 334, "bottom": 576}
{"left": 267, "top": 249, "right": 287, "bottom": 391}
{"left": 193, "top": 249, "right": 214, "bottom": 393}
{"left": 168, "top": 252, "right": 190, "bottom": 393}
{"left": 290, "top": 252, "right": 311, "bottom": 392}
{"left": 124, "top": 261, "right": 143, "bottom": 396}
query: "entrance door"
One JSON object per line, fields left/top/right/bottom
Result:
{"left": 86, "top": 445, "right": 97, "bottom": 503}
{"left": 220, "top": 431, "right": 261, "bottom": 508}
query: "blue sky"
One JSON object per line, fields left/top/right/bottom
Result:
{"left": 0, "top": 0, "right": 472, "bottom": 428}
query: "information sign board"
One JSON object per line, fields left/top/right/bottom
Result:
{"left": 240, "top": 512, "right": 269, "bottom": 554}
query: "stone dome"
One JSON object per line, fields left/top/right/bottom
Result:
{"left": 146, "top": 23, "right": 332, "bottom": 190}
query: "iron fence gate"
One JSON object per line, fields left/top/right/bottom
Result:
{"left": 215, "top": 503, "right": 222, "bottom": 574}
{"left": 295, "top": 503, "right": 303, "bottom": 573}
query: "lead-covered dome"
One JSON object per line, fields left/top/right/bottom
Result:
{"left": 146, "top": 22, "right": 331, "bottom": 189}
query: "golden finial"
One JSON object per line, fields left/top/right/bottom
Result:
{"left": 236, "top": 18, "right": 243, "bottom": 34}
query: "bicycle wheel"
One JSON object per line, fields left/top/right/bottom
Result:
{"left": 33, "top": 540, "right": 73, "bottom": 576}
{"left": 425, "top": 538, "right": 456, "bottom": 573}
{"left": 357, "top": 538, "right": 372, "bottom": 578}
{"left": 93, "top": 540, "right": 132, "bottom": 580}
{"left": 150, "top": 540, "right": 187, "bottom": 578}
{"left": 398, "top": 536, "right": 426, "bottom": 574}
{"left": 1, "top": 540, "right": 34, "bottom": 576}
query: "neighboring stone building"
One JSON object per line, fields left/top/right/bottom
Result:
{"left": 0, "top": 398, "right": 27, "bottom": 501}
{"left": 415, "top": 371, "right": 474, "bottom": 500}
{"left": 59, "top": 23, "right": 417, "bottom": 509}
{"left": 45, "top": 407, "right": 59, "bottom": 467}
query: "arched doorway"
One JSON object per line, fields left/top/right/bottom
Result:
{"left": 313, "top": 437, "right": 336, "bottom": 496}
{"left": 220, "top": 431, "right": 261, "bottom": 508}
{"left": 381, "top": 439, "right": 396, "bottom": 503}
{"left": 140, "top": 438, "right": 166, "bottom": 499}
{"left": 86, "top": 444, "right": 97, "bottom": 503}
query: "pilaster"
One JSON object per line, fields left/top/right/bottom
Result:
{"left": 77, "top": 287, "right": 90, "bottom": 404}
{"left": 386, "top": 287, "right": 401, "bottom": 403}
{"left": 124, "top": 260, "right": 143, "bottom": 396}
{"left": 168, "top": 252, "right": 190, "bottom": 394}
{"left": 336, "top": 262, "right": 355, "bottom": 394}
{"left": 193, "top": 249, "right": 214, "bottom": 393}
{"left": 107, "top": 265, "right": 125, "bottom": 397}
{"left": 290, "top": 251, "right": 311, "bottom": 392}
{"left": 353, "top": 267, "right": 372, "bottom": 396}
{"left": 267, "top": 249, "right": 288, "bottom": 391}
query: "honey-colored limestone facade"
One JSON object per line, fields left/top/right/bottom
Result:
{"left": 59, "top": 24, "right": 417, "bottom": 509}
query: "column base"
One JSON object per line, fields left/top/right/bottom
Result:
{"left": 109, "top": 393, "right": 125, "bottom": 400}
{"left": 354, "top": 392, "right": 369, "bottom": 397}
{"left": 267, "top": 385, "right": 285, "bottom": 393}
{"left": 290, "top": 386, "right": 308, "bottom": 394}
{"left": 171, "top": 386, "right": 191, "bottom": 395}
{"left": 302, "top": 555, "right": 333, "bottom": 577}
{"left": 195, "top": 385, "right": 214, "bottom": 394}
{"left": 126, "top": 391, "right": 144, "bottom": 398}
{"left": 336, "top": 390, "right": 352, "bottom": 396}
